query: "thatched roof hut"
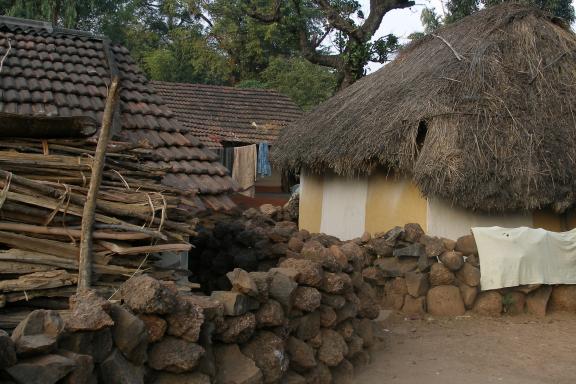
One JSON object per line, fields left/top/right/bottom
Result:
{"left": 273, "top": 3, "right": 576, "bottom": 214}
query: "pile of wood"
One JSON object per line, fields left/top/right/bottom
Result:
{"left": 0, "top": 138, "right": 196, "bottom": 314}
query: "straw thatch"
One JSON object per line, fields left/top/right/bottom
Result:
{"left": 272, "top": 3, "right": 576, "bottom": 212}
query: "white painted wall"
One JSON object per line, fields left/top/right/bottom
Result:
{"left": 427, "top": 198, "right": 533, "bottom": 239}
{"left": 320, "top": 174, "right": 368, "bottom": 240}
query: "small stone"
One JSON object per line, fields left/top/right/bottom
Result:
{"left": 282, "top": 371, "right": 307, "bottom": 384}
{"left": 58, "top": 328, "right": 112, "bottom": 364}
{"left": 109, "top": 304, "right": 148, "bottom": 364}
{"left": 361, "top": 267, "right": 386, "bottom": 285}
{"left": 456, "top": 262, "right": 481, "bottom": 287}
{"left": 458, "top": 283, "right": 478, "bottom": 309}
{"left": 374, "top": 257, "right": 418, "bottom": 277}
{"left": 455, "top": 234, "right": 478, "bottom": 255}
{"left": 403, "top": 223, "right": 425, "bottom": 242}
{"left": 288, "top": 237, "right": 304, "bottom": 252}
{"left": 427, "top": 286, "right": 465, "bottom": 316}
{"left": 66, "top": 290, "right": 113, "bottom": 332}
{"left": 301, "top": 240, "right": 340, "bottom": 272}
{"left": 303, "top": 363, "right": 332, "bottom": 384}
{"left": 58, "top": 350, "right": 95, "bottom": 384}
{"left": 321, "top": 294, "right": 346, "bottom": 309}
{"left": 279, "top": 259, "right": 323, "bottom": 287}
{"left": 0, "top": 329, "right": 17, "bottom": 368}
{"left": 429, "top": 263, "right": 455, "bottom": 286}
{"left": 331, "top": 359, "right": 354, "bottom": 384}
{"left": 227, "top": 268, "right": 259, "bottom": 297}
{"left": 152, "top": 372, "right": 211, "bottom": 384}
{"left": 402, "top": 295, "right": 426, "bottom": 315}
{"left": 339, "top": 242, "right": 366, "bottom": 266}
{"left": 504, "top": 291, "right": 526, "bottom": 315}
{"left": 6, "top": 354, "right": 76, "bottom": 384}
{"left": 329, "top": 245, "right": 350, "bottom": 270}
{"left": 293, "top": 287, "right": 322, "bottom": 312}
{"left": 287, "top": 336, "right": 316, "bottom": 372}
{"left": 295, "top": 312, "right": 321, "bottom": 341}
{"left": 119, "top": 275, "right": 177, "bottom": 314}
{"left": 442, "top": 238, "right": 456, "bottom": 251}
{"left": 214, "top": 344, "right": 263, "bottom": 384}
{"left": 269, "top": 270, "right": 298, "bottom": 310}
{"left": 318, "top": 329, "right": 348, "bottom": 367}
{"left": 11, "top": 310, "right": 64, "bottom": 356}
{"left": 138, "top": 314, "right": 167, "bottom": 343}
{"left": 439, "top": 251, "right": 464, "bottom": 271}
{"left": 466, "top": 253, "right": 480, "bottom": 267}
{"left": 321, "top": 273, "right": 349, "bottom": 294}
{"left": 405, "top": 271, "right": 429, "bottom": 297}
{"left": 211, "top": 291, "right": 253, "bottom": 316}
{"left": 419, "top": 235, "right": 445, "bottom": 258}
{"left": 98, "top": 349, "right": 144, "bottom": 384}
{"left": 248, "top": 272, "right": 272, "bottom": 303}
{"left": 356, "top": 283, "right": 380, "bottom": 319}
{"left": 346, "top": 335, "right": 363, "bottom": 358}
{"left": 393, "top": 243, "right": 425, "bottom": 258}
{"left": 242, "top": 331, "right": 288, "bottom": 383}
{"left": 256, "top": 299, "right": 285, "bottom": 328}
{"left": 473, "top": 291, "right": 502, "bottom": 316}
{"left": 148, "top": 337, "right": 205, "bottom": 373}
{"left": 218, "top": 313, "right": 256, "bottom": 344}
{"left": 319, "top": 305, "right": 338, "bottom": 328}
{"left": 166, "top": 296, "right": 205, "bottom": 343}
{"left": 336, "top": 302, "right": 358, "bottom": 323}
{"left": 526, "top": 286, "right": 553, "bottom": 317}
{"left": 336, "top": 320, "right": 354, "bottom": 341}
{"left": 360, "top": 231, "right": 371, "bottom": 243}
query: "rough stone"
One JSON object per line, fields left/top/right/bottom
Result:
{"left": 248, "top": 272, "right": 272, "bottom": 302}
{"left": 455, "top": 234, "right": 478, "bottom": 255}
{"left": 318, "top": 329, "right": 348, "bottom": 367}
{"left": 211, "top": 291, "right": 254, "bottom": 316}
{"left": 429, "top": 263, "right": 455, "bottom": 286}
{"left": 166, "top": 296, "right": 205, "bottom": 343}
{"left": 152, "top": 372, "right": 211, "bottom": 384}
{"left": 214, "top": 344, "right": 263, "bottom": 384}
{"left": 301, "top": 240, "right": 340, "bottom": 272}
{"left": 374, "top": 257, "right": 418, "bottom": 277}
{"left": 139, "top": 314, "right": 167, "bottom": 343}
{"left": 360, "top": 231, "right": 371, "bottom": 243}
{"left": 318, "top": 305, "right": 338, "bottom": 328}
{"left": 328, "top": 245, "right": 350, "bottom": 270}
{"left": 269, "top": 270, "right": 298, "bottom": 310}
{"left": 279, "top": 259, "right": 323, "bottom": 287}
{"left": 405, "top": 271, "right": 429, "bottom": 297}
{"left": 349, "top": 351, "right": 371, "bottom": 370}
{"left": 346, "top": 335, "right": 363, "bottom": 358}
{"left": 11, "top": 310, "right": 64, "bottom": 356}
{"left": 473, "top": 291, "right": 502, "bottom": 316}
{"left": 242, "top": 331, "right": 288, "bottom": 383}
{"left": 402, "top": 295, "right": 426, "bottom": 315}
{"left": 336, "top": 302, "right": 358, "bottom": 323}
{"left": 336, "top": 320, "right": 354, "bottom": 341}
{"left": 0, "top": 329, "right": 17, "bottom": 368}
{"left": 58, "top": 328, "right": 112, "bottom": 363}
{"left": 504, "top": 291, "right": 526, "bottom": 315}
{"left": 282, "top": 371, "right": 307, "bottom": 384}
{"left": 357, "top": 283, "right": 380, "bottom": 319}
{"left": 293, "top": 287, "right": 322, "bottom": 312}
{"left": 419, "top": 235, "right": 445, "bottom": 258}
{"left": 109, "top": 304, "right": 148, "bottom": 364}
{"left": 66, "top": 290, "right": 113, "bottom": 332}
{"left": 256, "top": 299, "right": 285, "bottom": 328}
{"left": 58, "top": 350, "right": 95, "bottom": 384}
{"left": 148, "top": 337, "right": 205, "bottom": 373}
{"left": 439, "top": 251, "right": 464, "bottom": 271}
{"left": 427, "top": 286, "right": 465, "bottom": 317}
{"left": 393, "top": 243, "right": 426, "bottom": 258}
{"left": 382, "top": 279, "right": 406, "bottom": 311}
{"left": 303, "top": 363, "right": 332, "bottom": 384}
{"left": 219, "top": 313, "right": 256, "bottom": 343}
{"left": 119, "top": 275, "right": 177, "bottom": 314}
{"left": 321, "top": 293, "right": 346, "bottom": 309}
{"left": 331, "top": 359, "right": 353, "bottom": 384}
{"left": 287, "top": 336, "right": 316, "bottom": 372}
{"left": 403, "top": 223, "right": 425, "bottom": 243}
{"left": 98, "top": 349, "right": 144, "bottom": 384}
{"left": 366, "top": 238, "right": 394, "bottom": 258}
{"left": 442, "top": 238, "right": 456, "bottom": 252}
{"left": 5, "top": 354, "right": 76, "bottom": 384}
{"left": 353, "top": 319, "right": 374, "bottom": 348}
{"left": 288, "top": 237, "right": 305, "bottom": 253}
{"left": 549, "top": 285, "right": 576, "bottom": 312}
{"left": 466, "top": 253, "right": 480, "bottom": 268}
{"left": 458, "top": 283, "right": 479, "bottom": 309}
{"left": 321, "top": 273, "right": 348, "bottom": 294}
{"left": 339, "top": 242, "right": 366, "bottom": 269}
{"left": 526, "top": 286, "right": 553, "bottom": 317}
{"left": 515, "top": 284, "right": 541, "bottom": 294}
{"left": 361, "top": 267, "right": 386, "bottom": 285}
{"left": 295, "top": 312, "right": 321, "bottom": 341}
{"left": 227, "top": 268, "right": 259, "bottom": 297}
{"left": 456, "top": 262, "right": 481, "bottom": 287}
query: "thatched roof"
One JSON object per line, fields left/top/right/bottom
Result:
{"left": 272, "top": 3, "right": 576, "bottom": 213}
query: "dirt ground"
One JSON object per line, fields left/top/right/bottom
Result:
{"left": 355, "top": 311, "right": 576, "bottom": 384}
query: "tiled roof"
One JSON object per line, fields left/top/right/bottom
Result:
{"left": 0, "top": 16, "right": 236, "bottom": 212}
{"left": 151, "top": 81, "right": 303, "bottom": 148}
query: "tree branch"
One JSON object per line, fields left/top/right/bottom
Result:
{"left": 359, "top": 0, "right": 415, "bottom": 41}
{"left": 312, "top": 0, "right": 361, "bottom": 40}
{"left": 243, "top": 0, "right": 282, "bottom": 23}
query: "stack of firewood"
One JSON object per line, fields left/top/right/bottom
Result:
{"left": 0, "top": 138, "right": 197, "bottom": 314}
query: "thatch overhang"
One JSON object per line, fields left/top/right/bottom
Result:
{"left": 272, "top": 3, "right": 576, "bottom": 213}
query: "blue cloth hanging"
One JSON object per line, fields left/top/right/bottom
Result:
{"left": 257, "top": 142, "right": 272, "bottom": 177}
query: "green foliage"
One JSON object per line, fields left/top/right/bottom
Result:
{"left": 502, "top": 292, "right": 515, "bottom": 313}
{"left": 445, "top": 0, "right": 575, "bottom": 23}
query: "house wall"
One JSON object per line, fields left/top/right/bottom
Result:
{"left": 299, "top": 170, "right": 324, "bottom": 233}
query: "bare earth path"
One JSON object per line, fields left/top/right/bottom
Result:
{"left": 355, "top": 312, "right": 576, "bottom": 384}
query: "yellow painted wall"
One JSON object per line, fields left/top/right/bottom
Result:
{"left": 364, "top": 173, "right": 427, "bottom": 234}
{"left": 299, "top": 172, "right": 324, "bottom": 233}
{"left": 533, "top": 208, "right": 576, "bottom": 232}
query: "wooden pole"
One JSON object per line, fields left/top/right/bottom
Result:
{"left": 77, "top": 77, "right": 120, "bottom": 292}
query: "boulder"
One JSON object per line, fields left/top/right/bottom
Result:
{"left": 227, "top": 268, "right": 259, "bottom": 297}
{"left": 153, "top": 372, "right": 211, "bottom": 384}
{"left": 455, "top": 234, "right": 478, "bottom": 255}
{"left": 405, "top": 271, "right": 429, "bottom": 297}
{"left": 403, "top": 223, "right": 425, "bottom": 243}
{"left": 109, "top": 304, "right": 148, "bottom": 364}
{"left": 214, "top": 344, "right": 263, "bottom": 384}
{"left": 473, "top": 291, "right": 502, "bottom": 316}
{"left": 148, "top": 337, "right": 205, "bottom": 373}
{"left": 439, "top": 251, "right": 464, "bottom": 271}
{"left": 458, "top": 283, "right": 479, "bottom": 309}
{"left": 66, "top": 290, "right": 113, "bottom": 332}
{"left": 456, "top": 262, "right": 481, "bottom": 287}
{"left": 5, "top": 354, "right": 76, "bottom": 384}
{"left": 211, "top": 291, "right": 254, "bottom": 316}
{"left": 242, "top": 331, "right": 288, "bottom": 383}
{"left": 549, "top": 285, "right": 576, "bottom": 312}
{"left": 419, "top": 235, "right": 445, "bottom": 258}
{"left": 279, "top": 259, "right": 323, "bottom": 287}
{"left": 58, "top": 329, "right": 112, "bottom": 364}
{"left": 58, "top": 350, "right": 95, "bottom": 384}
{"left": 318, "top": 329, "right": 348, "bottom": 367}
{"left": 402, "top": 295, "right": 426, "bottom": 315}
{"left": 98, "top": 349, "right": 144, "bottom": 384}
{"left": 429, "top": 263, "right": 455, "bottom": 286}
{"left": 165, "top": 296, "right": 205, "bottom": 343}
{"left": 286, "top": 336, "right": 316, "bottom": 372}
{"left": 119, "top": 275, "right": 177, "bottom": 314}
{"left": 269, "top": 270, "right": 298, "bottom": 310}
{"left": 293, "top": 287, "right": 322, "bottom": 312}
{"left": 256, "top": 300, "right": 285, "bottom": 328}
{"left": 426, "top": 286, "right": 465, "bottom": 316}
{"left": 11, "top": 310, "right": 64, "bottom": 356}
{"left": 218, "top": 313, "right": 256, "bottom": 344}
{"left": 295, "top": 312, "right": 321, "bottom": 341}
{"left": 0, "top": 329, "right": 17, "bottom": 368}
{"left": 138, "top": 314, "right": 167, "bottom": 343}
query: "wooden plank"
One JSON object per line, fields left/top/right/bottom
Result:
{"left": 0, "top": 270, "right": 77, "bottom": 292}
